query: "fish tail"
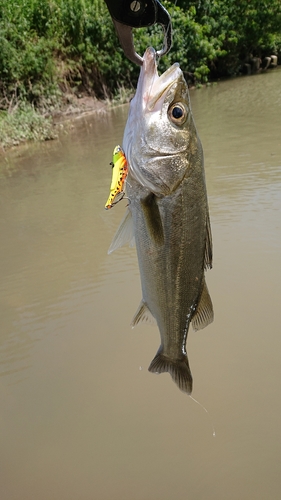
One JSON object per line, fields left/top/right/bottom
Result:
{"left": 148, "top": 352, "right": 193, "bottom": 394}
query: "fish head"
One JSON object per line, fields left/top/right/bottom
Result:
{"left": 123, "top": 47, "right": 202, "bottom": 196}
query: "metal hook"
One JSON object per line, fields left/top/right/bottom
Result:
{"left": 105, "top": 0, "right": 172, "bottom": 66}
{"left": 113, "top": 20, "right": 144, "bottom": 66}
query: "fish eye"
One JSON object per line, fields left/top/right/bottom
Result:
{"left": 172, "top": 107, "right": 183, "bottom": 119}
{"left": 168, "top": 103, "right": 187, "bottom": 126}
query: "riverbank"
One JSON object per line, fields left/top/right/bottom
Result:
{"left": 2, "top": 64, "right": 280, "bottom": 153}
{"left": 0, "top": 95, "right": 111, "bottom": 151}
{"left": 1, "top": 0, "right": 280, "bottom": 152}
{"left": 0, "top": 85, "right": 135, "bottom": 152}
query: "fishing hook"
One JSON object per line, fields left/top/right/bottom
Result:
{"left": 104, "top": 0, "right": 172, "bottom": 65}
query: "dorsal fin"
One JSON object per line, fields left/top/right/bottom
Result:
{"left": 192, "top": 279, "right": 214, "bottom": 331}
{"left": 204, "top": 212, "right": 213, "bottom": 270}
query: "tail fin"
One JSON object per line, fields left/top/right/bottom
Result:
{"left": 148, "top": 352, "right": 193, "bottom": 394}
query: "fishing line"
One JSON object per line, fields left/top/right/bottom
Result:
{"left": 156, "top": 0, "right": 177, "bottom": 69}
{"left": 189, "top": 395, "right": 216, "bottom": 437}
{"left": 145, "top": 0, "right": 179, "bottom": 102}
{"left": 170, "top": 0, "right": 178, "bottom": 24}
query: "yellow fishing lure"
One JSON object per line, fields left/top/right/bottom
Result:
{"left": 105, "top": 145, "right": 128, "bottom": 209}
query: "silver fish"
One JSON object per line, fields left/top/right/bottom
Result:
{"left": 109, "top": 47, "right": 214, "bottom": 394}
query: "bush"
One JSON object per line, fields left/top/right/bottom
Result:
{"left": 0, "top": 0, "right": 280, "bottom": 115}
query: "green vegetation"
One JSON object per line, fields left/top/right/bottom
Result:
{"left": 169, "top": 0, "right": 281, "bottom": 80}
{"left": 0, "top": 0, "right": 280, "bottom": 146}
{"left": 0, "top": 104, "right": 55, "bottom": 148}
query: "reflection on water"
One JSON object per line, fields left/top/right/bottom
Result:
{"left": 0, "top": 70, "right": 281, "bottom": 500}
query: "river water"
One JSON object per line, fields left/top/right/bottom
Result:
{"left": 0, "top": 68, "right": 281, "bottom": 500}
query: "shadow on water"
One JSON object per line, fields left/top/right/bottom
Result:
{"left": 0, "top": 69, "right": 281, "bottom": 500}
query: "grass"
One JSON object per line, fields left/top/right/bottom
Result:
{"left": 0, "top": 104, "right": 57, "bottom": 149}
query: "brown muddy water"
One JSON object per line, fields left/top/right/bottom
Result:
{"left": 0, "top": 69, "right": 281, "bottom": 500}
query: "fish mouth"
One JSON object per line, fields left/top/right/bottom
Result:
{"left": 141, "top": 47, "right": 182, "bottom": 111}
{"left": 146, "top": 80, "right": 177, "bottom": 111}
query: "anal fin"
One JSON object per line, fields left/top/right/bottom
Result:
{"left": 131, "top": 301, "right": 156, "bottom": 328}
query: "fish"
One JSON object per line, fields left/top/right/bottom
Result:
{"left": 109, "top": 47, "right": 214, "bottom": 394}
{"left": 105, "top": 145, "right": 128, "bottom": 209}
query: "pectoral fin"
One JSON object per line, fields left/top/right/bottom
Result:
{"left": 131, "top": 300, "right": 156, "bottom": 327}
{"left": 141, "top": 193, "right": 164, "bottom": 246}
{"left": 192, "top": 279, "right": 214, "bottom": 331}
{"left": 108, "top": 208, "right": 135, "bottom": 254}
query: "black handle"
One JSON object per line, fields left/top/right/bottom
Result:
{"left": 104, "top": 0, "right": 160, "bottom": 28}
